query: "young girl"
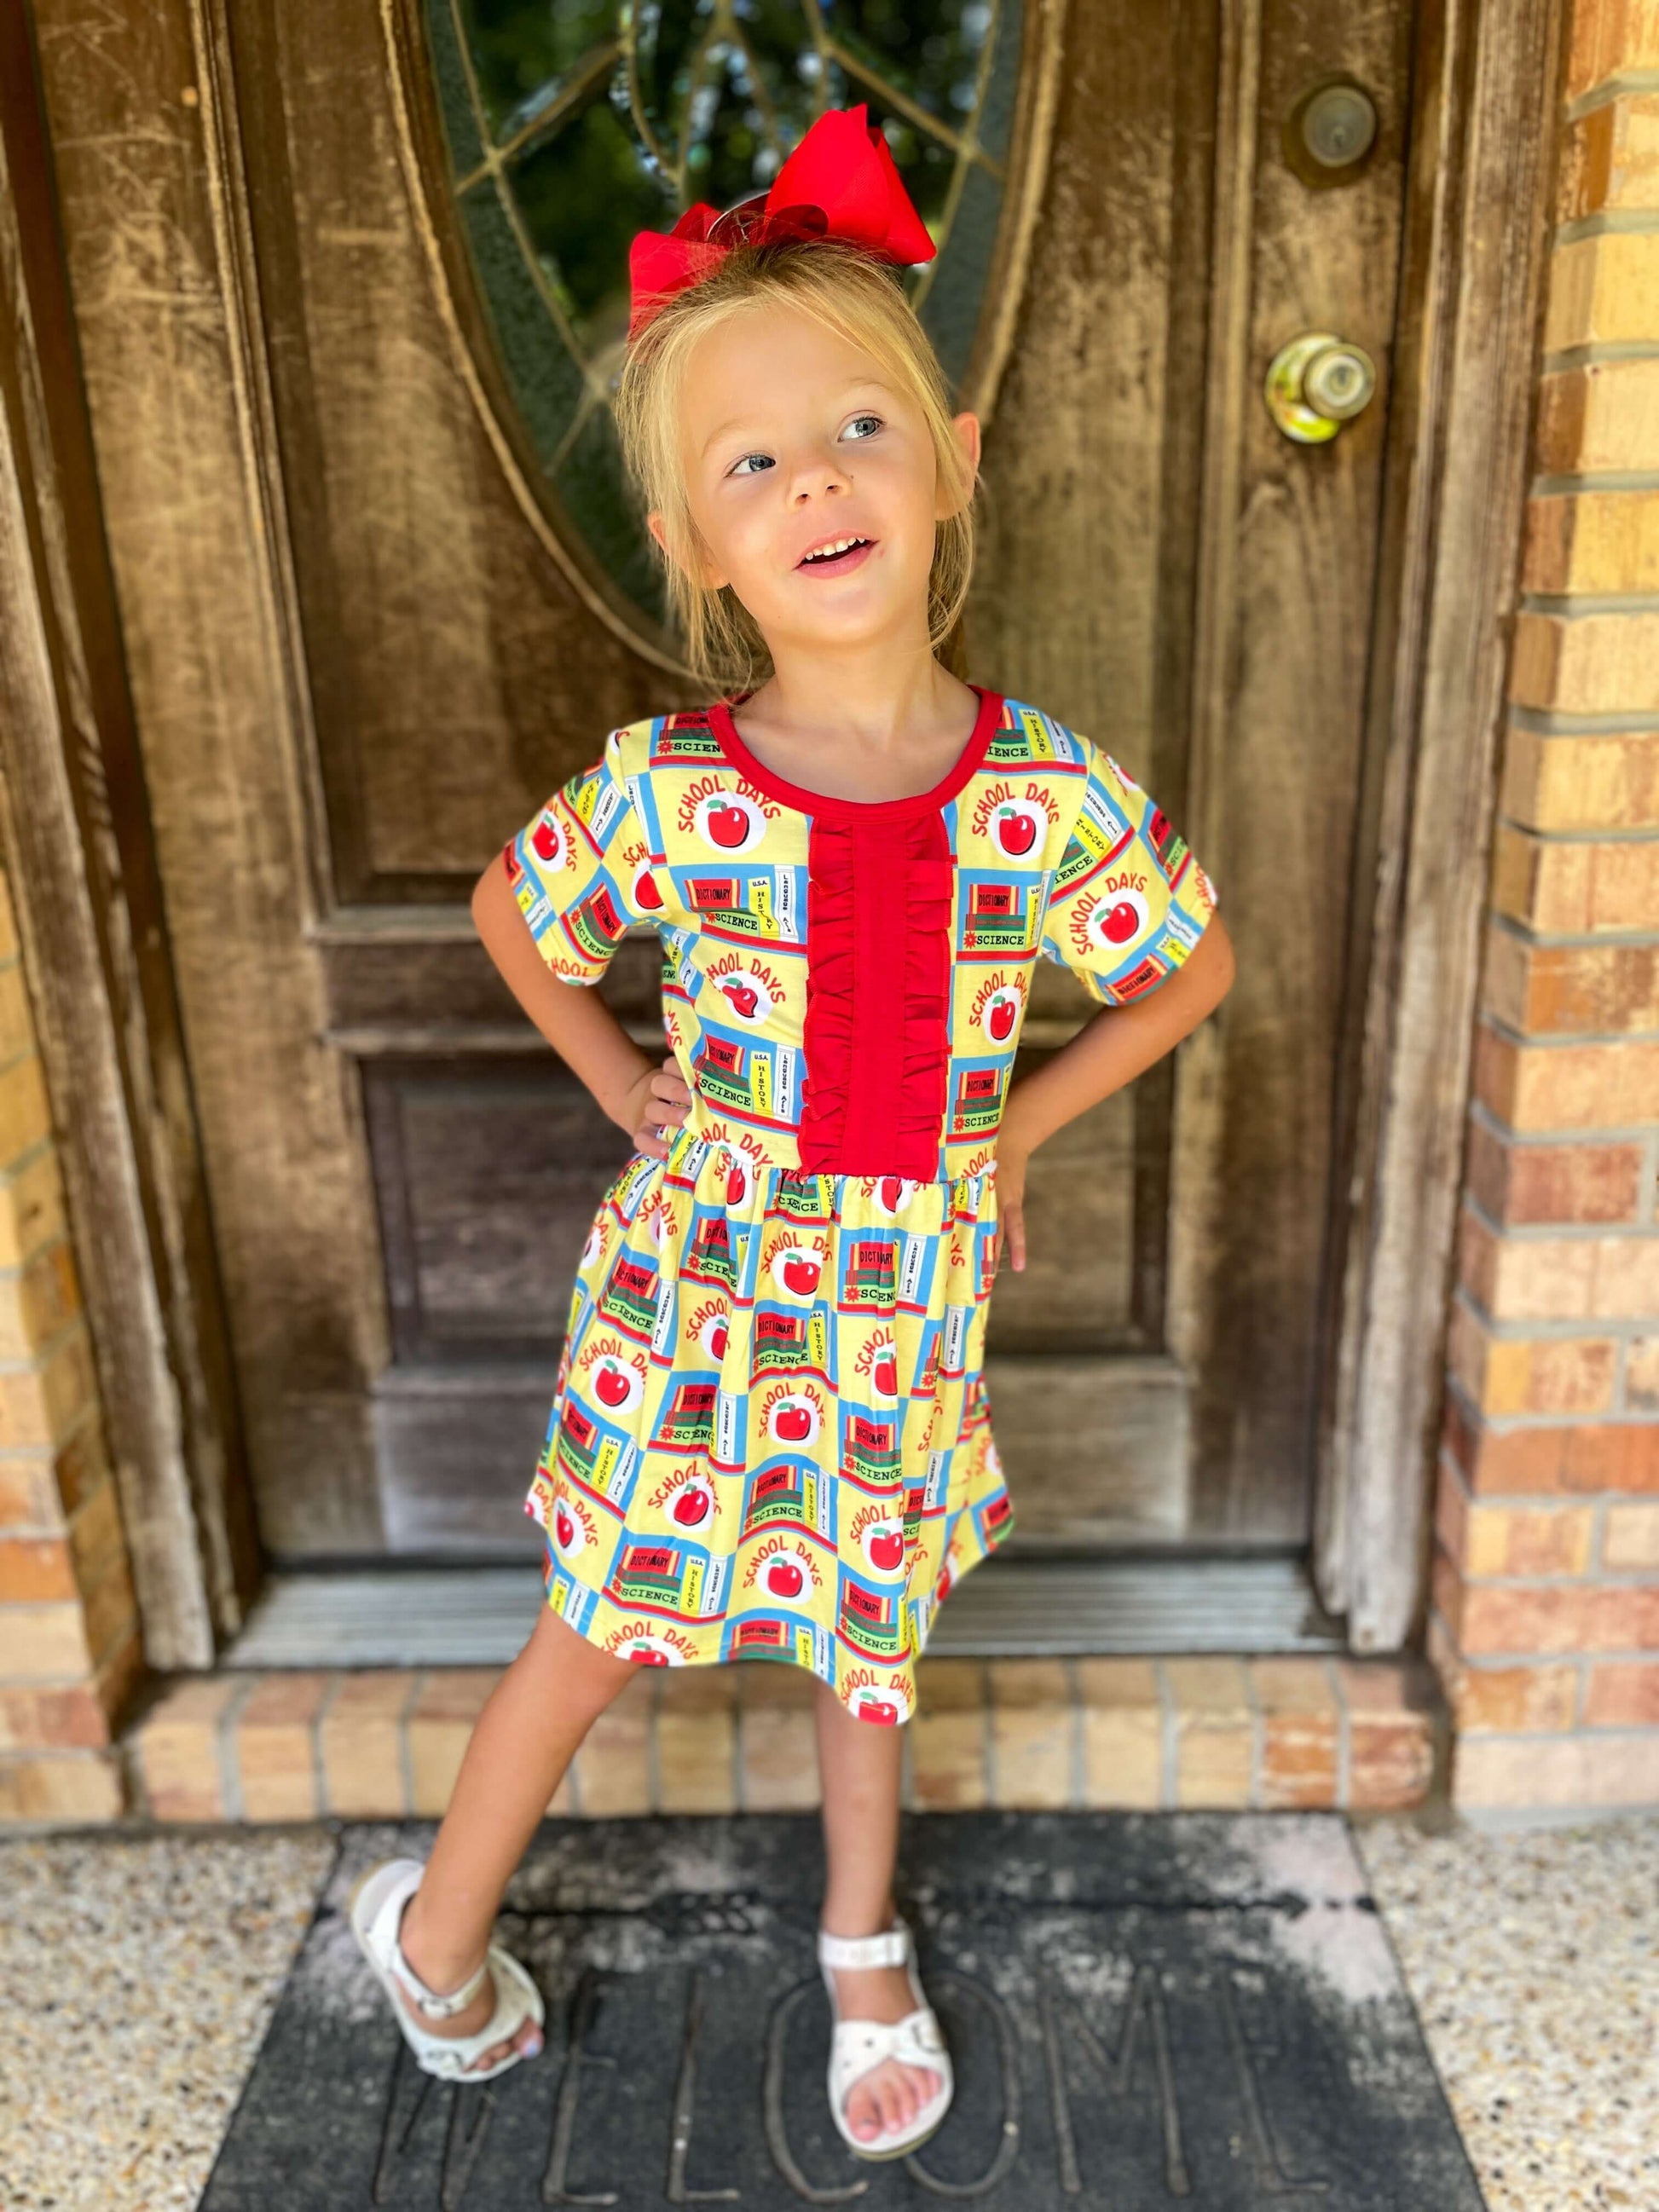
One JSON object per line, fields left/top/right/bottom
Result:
{"left": 350, "top": 104, "right": 1234, "bottom": 2163}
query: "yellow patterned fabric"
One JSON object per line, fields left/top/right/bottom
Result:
{"left": 505, "top": 689, "right": 1216, "bottom": 1722}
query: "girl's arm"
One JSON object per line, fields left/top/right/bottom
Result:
{"left": 471, "top": 853, "right": 691, "bottom": 1161}
{"left": 994, "top": 913, "right": 1236, "bottom": 1272}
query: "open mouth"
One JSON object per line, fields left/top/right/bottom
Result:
{"left": 796, "top": 534, "right": 876, "bottom": 575}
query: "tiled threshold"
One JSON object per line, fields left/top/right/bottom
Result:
{"left": 112, "top": 1652, "right": 1445, "bottom": 1826}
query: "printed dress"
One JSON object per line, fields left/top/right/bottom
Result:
{"left": 505, "top": 684, "right": 1217, "bottom": 1724}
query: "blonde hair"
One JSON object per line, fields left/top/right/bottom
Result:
{"left": 614, "top": 236, "right": 977, "bottom": 692}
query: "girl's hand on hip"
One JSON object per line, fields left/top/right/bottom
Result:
{"left": 615, "top": 1056, "right": 692, "bottom": 1159}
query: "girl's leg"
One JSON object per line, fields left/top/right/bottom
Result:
{"left": 390, "top": 1603, "right": 640, "bottom": 2072}
{"left": 814, "top": 1679, "right": 946, "bottom": 2145}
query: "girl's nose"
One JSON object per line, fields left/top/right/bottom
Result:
{"left": 789, "top": 453, "right": 851, "bottom": 503}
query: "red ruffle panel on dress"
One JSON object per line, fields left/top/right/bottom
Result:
{"left": 796, "top": 810, "right": 955, "bottom": 1179}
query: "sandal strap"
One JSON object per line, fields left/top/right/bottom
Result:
{"left": 391, "top": 1939, "right": 491, "bottom": 2020}
{"left": 831, "top": 2007, "right": 946, "bottom": 2078}
{"left": 818, "top": 1919, "right": 911, "bottom": 1972}
{"left": 828, "top": 2006, "right": 953, "bottom": 2155}
{"left": 408, "top": 1944, "right": 542, "bottom": 2080}
{"left": 384, "top": 1886, "right": 492, "bottom": 2019}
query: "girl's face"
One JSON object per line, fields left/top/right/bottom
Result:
{"left": 649, "top": 299, "right": 980, "bottom": 657}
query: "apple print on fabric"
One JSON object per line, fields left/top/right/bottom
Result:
{"left": 970, "top": 778, "right": 1055, "bottom": 867}
{"left": 854, "top": 1692, "right": 905, "bottom": 1724}
{"left": 990, "top": 798, "right": 1045, "bottom": 859}
{"left": 743, "top": 1535, "right": 820, "bottom": 1603}
{"left": 529, "top": 807, "right": 569, "bottom": 872}
{"left": 577, "top": 1340, "right": 646, "bottom": 1418}
{"left": 516, "top": 696, "right": 1214, "bottom": 1726}
{"left": 767, "top": 1237, "right": 827, "bottom": 1302}
{"left": 717, "top": 973, "right": 771, "bottom": 1025}
{"left": 632, "top": 859, "right": 664, "bottom": 911}
{"left": 986, "top": 993, "right": 1017, "bottom": 1041}
{"left": 764, "top": 1550, "right": 810, "bottom": 1600}
{"left": 667, "top": 1470, "right": 716, "bottom": 1529}
{"left": 853, "top": 1505, "right": 908, "bottom": 1580}
{"left": 870, "top": 1175, "right": 917, "bottom": 1217}
{"left": 550, "top": 1486, "right": 594, "bottom": 1561}
{"left": 1086, "top": 878, "right": 1152, "bottom": 951}
{"left": 841, "top": 1666, "right": 911, "bottom": 1725}
{"left": 763, "top": 1383, "right": 823, "bottom": 1449}
{"left": 694, "top": 788, "right": 766, "bottom": 857}
{"left": 855, "top": 1331, "right": 902, "bottom": 1407}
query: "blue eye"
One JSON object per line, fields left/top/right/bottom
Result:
{"left": 726, "top": 415, "right": 881, "bottom": 476}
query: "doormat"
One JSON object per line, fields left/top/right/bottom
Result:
{"left": 198, "top": 1811, "right": 1485, "bottom": 2211}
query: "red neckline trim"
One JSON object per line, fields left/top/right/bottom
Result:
{"left": 707, "top": 683, "right": 1003, "bottom": 819}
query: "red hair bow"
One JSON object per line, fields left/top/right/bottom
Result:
{"left": 627, "top": 104, "right": 936, "bottom": 342}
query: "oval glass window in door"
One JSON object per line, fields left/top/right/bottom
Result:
{"left": 388, "top": 0, "right": 1055, "bottom": 666}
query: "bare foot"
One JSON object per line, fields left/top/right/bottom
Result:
{"left": 392, "top": 1894, "right": 542, "bottom": 2076}
{"left": 824, "top": 1948, "right": 945, "bottom": 2148}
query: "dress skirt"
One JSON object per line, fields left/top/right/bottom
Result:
{"left": 527, "top": 1123, "right": 1015, "bottom": 1725}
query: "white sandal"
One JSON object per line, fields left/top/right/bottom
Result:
{"left": 349, "top": 1857, "right": 546, "bottom": 2084}
{"left": 817, "top": 1914, "right": 954, "bottom": 2160}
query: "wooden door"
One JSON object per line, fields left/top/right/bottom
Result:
{"left": 42, "top": 0, "right": 1419, "bottom": 1563}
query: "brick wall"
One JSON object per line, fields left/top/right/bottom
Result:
{"left": 1429, "top": 0, "right": 1659, "bottom": 1817}
{"left": 130, "top": 1655, "right": 1441, "bottom": 1823}
{"left": 0, "top": 841, "right": 141, "bottom": 1821}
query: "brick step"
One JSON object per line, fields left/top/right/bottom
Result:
{"left": 102, "top": 1654, "right": 1445, "bottom": 1826}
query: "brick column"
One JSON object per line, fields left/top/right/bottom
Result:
{"left": 0, "top": 848, "right": 140, "bottom": 1821}
{"left": 1431, "top": 0, "right": 1659, "bottom": 1817}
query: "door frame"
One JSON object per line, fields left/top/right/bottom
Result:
{"left": 0, "top": 0, "right": 1566, "bottom": 1663}
{"left": 0, "top": 5, "right": 260, "bottom": 1670}
{"left": 1310, "top": 0, "right": 1568, "bottom": 1648}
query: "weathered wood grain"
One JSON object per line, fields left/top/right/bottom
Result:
{"left": 0, "top": 6, "right": 258, "bottom": 1660}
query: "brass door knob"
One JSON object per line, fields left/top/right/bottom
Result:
{"left": 1265, "top": 332, "right": 1378, "bottom": 443}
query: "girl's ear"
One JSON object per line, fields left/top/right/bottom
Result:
{"left": 939, "top": 412, "right": 982, "bottom": 518}
{"left": 648, "top": 507, "right": 728, "bottom": 592}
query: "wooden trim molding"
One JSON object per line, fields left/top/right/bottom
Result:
{"left": 0, "top": 9, "right": 258, "bottom": 1666}
{"left": 1313, "top": 0, "right": 1570, "bottom": 1648}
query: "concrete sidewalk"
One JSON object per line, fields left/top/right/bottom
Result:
{"left": 0, "top": 1811, "right": 1652, "bottom": 2211}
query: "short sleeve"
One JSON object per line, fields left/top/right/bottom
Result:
{"left": 1038, "top": 739, "right": 1217, "bottom": 1006}
{"left": 503, "top": 729, "right": 651, "bottom": 985}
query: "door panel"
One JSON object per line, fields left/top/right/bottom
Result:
{"left": 1183, "top": 0, "right": 1414, "bottom": 1534}
{"left": 49, "top": 0, "right": 1416, "bottom": 1560}
{"left": 951, "top": 0, "right": 1414, "bottom": 1540}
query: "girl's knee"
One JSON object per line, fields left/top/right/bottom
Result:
{"left": 519, "top": 1603, "right": 640, "bottom": 1707}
